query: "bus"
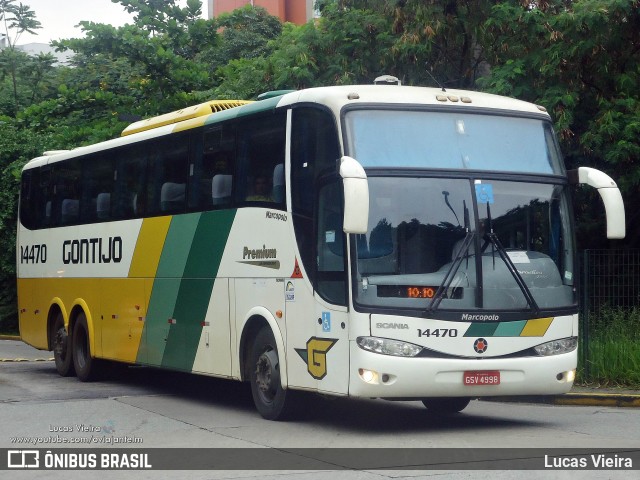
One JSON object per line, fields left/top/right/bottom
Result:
{"left": 17, "top": 81, "right": 625, "bottom": 420}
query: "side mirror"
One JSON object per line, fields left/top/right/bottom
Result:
{"left": 339, "top": 156, "right": 369, "bottom": 234}
{"left": 569, "top": 167, "right": 625, "bottom": 239}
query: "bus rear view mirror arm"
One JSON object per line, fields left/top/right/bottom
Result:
{"left": 568, "top": 166, "right": 626, "bottom": 239}
{"left": 340, "top": 156, "right": 369, "bottom": 234}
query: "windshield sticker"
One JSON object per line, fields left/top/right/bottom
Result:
{"left": 475, "top": 183, "right": 494, "bottom": 204}
{"left": 507, "top": 251, "right": 530, "bottom": 264}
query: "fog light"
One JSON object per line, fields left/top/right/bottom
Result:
{"left": 556, "top": 369, "right": 576, "bottom": 383}
{"left": 358, "top": 368, "right": 379, "bottom": 384}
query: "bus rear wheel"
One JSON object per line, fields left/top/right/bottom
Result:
{"left": 249, "top": 326, "right": 295, "bottom": 420}
{"left": 422, "top": 397, "right": 471, "bottom": 414}
{"left": 72, "top": 312, "right": 101, "bottom": 382}
{"left": 52, "top": 312, "right": 74, "bottom": 377}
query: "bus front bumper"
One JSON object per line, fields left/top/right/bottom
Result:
{"left": 348, "top": 341, "right": 576, "bottom": 399}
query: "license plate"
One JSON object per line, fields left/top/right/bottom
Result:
{"left": 463, "top": 370, "right": 500, "bottom": 386}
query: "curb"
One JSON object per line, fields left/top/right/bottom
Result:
{"left": 483, "top": 393, "right": 640, "bottom": 408}
{"left": 0, "top": 334, "right": 20, "bottom": 341}
{"left": 0, "top": 357, "right": 54, "bottom": 362}
{"left": 0, "top": 336, "right": 53, "bottom": 362}
{"left": 555, "top": 393, "right": 640, "bottom": 408}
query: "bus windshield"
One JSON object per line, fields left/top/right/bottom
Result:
{"left": 352, "top": 176, "right": 576, "bottom": 315}
{"left": 344, "top": 109, "right": 564, "bottom": 174}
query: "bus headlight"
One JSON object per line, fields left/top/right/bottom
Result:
{"left": 534, "top": 337, "right": 578, "bottom": 356}
{"left": 357, "top": 336, "right": 423, "bottom": 357}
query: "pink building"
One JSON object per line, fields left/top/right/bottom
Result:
{"left": 208, "top": 0, "right": 315, "bottom": 25}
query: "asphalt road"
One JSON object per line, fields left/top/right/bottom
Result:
{"left": 1, "top": 340, "right": 638, "bottom": 479}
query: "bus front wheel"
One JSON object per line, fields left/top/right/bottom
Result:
{"left": 422, "top": 397, "right": 471, "bottom": 414}
{"left": 52, "top": 312, "right": 74, "bottom": 377}
{"left": 249, "top": 326, "right": 295, "bottom": 420}
{"left": 72, "top": 312, "right": 101, "bottom": 382}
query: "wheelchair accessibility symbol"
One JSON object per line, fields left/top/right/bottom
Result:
{"left": 475, "top": 183, "right": 494, "bottom": 204}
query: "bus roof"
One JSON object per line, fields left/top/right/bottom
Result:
{"left": 23, "top": 85, "right": 550, "bottom": 171}
{"left": 274, "top": 85, "right": 550, "bottom": 118}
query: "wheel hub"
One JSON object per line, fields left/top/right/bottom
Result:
{"left": 255, "top": 349, "right": 280, "bottom": 399}
{"left": 54, "top": 328, "right": 67, "bottom": 357}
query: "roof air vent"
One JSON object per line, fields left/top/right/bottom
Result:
{"left": 374, "top": 75, "right": 401, "bottom": 86}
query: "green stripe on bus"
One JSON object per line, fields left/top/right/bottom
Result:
{"left": 183, "top": 210, "right": 236, "bottom": 278}
{"left": 493, "top": 320, "right": 527, "bottom": 337}
{"left": 162, "top": 210, "right": 237, "bottom": 370}
{"left": 204, "top": 96, "right": 281, "bottom": 126}
{"left": 464, "top": 322, "right": 499, "bottom": 337}
{"left": 137, "top": 214, "right": 201, "bottom": 366}
{"left": 155, "top": 214, "right": 201, "bottom": 277}
{"left": 138, "top": 278, "right": 181, "bottom": 365}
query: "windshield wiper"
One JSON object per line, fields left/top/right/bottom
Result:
{"left": 484, "top": 203, "right": 541, "bottom": 316}
{"left": 427, "top": 201, "right": 471, "bottom": 314}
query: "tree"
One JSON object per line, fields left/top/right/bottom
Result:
{"left": 214, "top": 1, "right": 395, "bottom": 97}
{"left": 212, "top": 5, "right": 282, "bottom": 65}
{"left": 54, "top": 0, "right": 216, "bottom": 108}
{"left": 0, "top": 0, "right": 42, "bottom": 115}
{"left": 479, "top": 0, "right": 640, "bottom": 247}
{"left": 214, "top": 0, "right": 496, "bottom": 97}
{"left": 0, "top": 119, "right": 53, "bottom": 333}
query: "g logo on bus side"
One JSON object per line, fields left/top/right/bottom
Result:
{"left": 295, "top": 337, "right": 338, "bottom": 380}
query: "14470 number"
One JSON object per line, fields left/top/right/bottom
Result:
{"left": 20, "top": 244, "right": 47, "bottom": 264}
{"left": 417, "top": 328, "right": 458, "bottom": 338}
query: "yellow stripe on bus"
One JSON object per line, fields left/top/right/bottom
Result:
{"left": 520, "top": 317, "right": 554, "bottom": 337}
{"left": 128, "top": 217, "right": 172, "bottom": 278}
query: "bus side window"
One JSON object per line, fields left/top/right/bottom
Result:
{"left": 19, "top": 169, "right": 36, "bottom": 230}
{"left": 114, "top": 145, "right": 147, "bottom": 219}
{"left": 80, "top": 153, "right": 115, "bottom": 223}
{"left": 54, "top": 160, "right": 81, "bottom": 227}
{"left": 37, "top": 167, "right": 53, "bottom": 228}
{"left": 236, "top": 113, "right": 286, "bottom": 206}
{"left": 147, "top": 134, "right": 189, "bottom": 216}
{"left": 189, "top": 125, "right": 236, "bottom": 210}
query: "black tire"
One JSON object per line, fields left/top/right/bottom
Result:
{"left": 422, "top": 397, "right": 471, "bottom": 414}
{"left": 249, "top": 326, "right": 295, "bottom": 420}
{"left": 72, "top": 312, "right": 101, "bottom": 382}
{"left": 52, "top": 312, "right": 75, "bottom": 377}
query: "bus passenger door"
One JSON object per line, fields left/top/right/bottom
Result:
{"left": 286, "top": 180, "right": 350, "bottom": 396}
{"left": 312, "top": 180, "right": 350, "bottom": 395}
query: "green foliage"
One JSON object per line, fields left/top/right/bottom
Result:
{"left": 1, "top": 0, "right": 43, "bottom": 115}
{"left": 0, "top": 120, "right": 53, "bottom": 333}
{"left": 479, "top": 0, "right": 640, "bottom": 247}
{"left": 578, "top": 307, "right": 640, "bottom": 387}
{"left": 214, "top": 2, "right": 395, "bottom": 97}
{"left": 0, "top": 0, "right": 41, "bottom": 43}
{"left": 213, "top": 5, "right": 282, "bottom": 64}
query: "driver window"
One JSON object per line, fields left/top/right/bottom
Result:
{"left": 316, "top": 181, "right": 347, "bottom": 306}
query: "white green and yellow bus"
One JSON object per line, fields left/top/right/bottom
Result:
{"left": 17, "top": 81, "right": 625, "bottom": 419}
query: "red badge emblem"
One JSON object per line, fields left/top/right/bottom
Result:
{"left": 474, "top": 338, "right": 488, "bottom": 354}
